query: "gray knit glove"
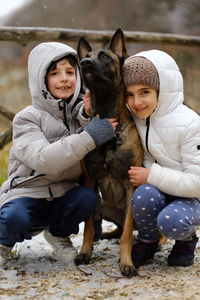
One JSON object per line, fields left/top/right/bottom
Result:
{"left": 84, "top": 117, "right": 116, "bottom": 146}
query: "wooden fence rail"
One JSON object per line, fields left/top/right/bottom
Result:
{"left": 0, "top": 27, "right": 200, "bottom": 47}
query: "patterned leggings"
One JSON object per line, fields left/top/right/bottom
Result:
{"left": 132, "top": 184, "right": 200, "bottom": 241}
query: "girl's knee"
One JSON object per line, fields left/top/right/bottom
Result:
{"left": 132, "top": 184, "right": 165, "bottom": 211}
{"left": 157, "top": 210, "right": 194, "bottom": 240}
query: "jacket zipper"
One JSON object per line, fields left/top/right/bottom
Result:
{"left": 48, "top": 186, "right": 53, "bottom": 197}
{"left": 145, "top": 116, "right": 150, "bottom": 155}
{"left": 145, "top": 116, "right": 157, "bottom": 163}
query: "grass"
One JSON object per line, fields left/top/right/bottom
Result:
{"left": 0, "top": 144, "right": 11, "bottom": 185}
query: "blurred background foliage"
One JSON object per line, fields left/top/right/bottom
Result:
{"left": 0, "top": 0, "right": 200, "bottom": 181}
{"left": 0, "top": 144, "right": 10, "bottom": 184}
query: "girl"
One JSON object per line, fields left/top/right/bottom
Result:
{"left": 0, "top": 42, "right": 117, "bottom": 267}
{"left": 123, "top": 50, "right": 200, "bottom": 268}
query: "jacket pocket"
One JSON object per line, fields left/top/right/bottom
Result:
{"left": 10, "top": 174, "right": 45, "bottom": 189}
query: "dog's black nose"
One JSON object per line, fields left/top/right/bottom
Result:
{"left": 80, "top": 58, "right": 93, "bottom": 66}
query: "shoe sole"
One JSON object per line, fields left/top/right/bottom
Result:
{"left": 168, "top": 259, "right": 194, "bottom": 267}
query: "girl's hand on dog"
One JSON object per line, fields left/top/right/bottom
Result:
{"left": 128, "top": 166, "right": 149, "bottom": 187}
{"left": 108, "top": 118, "right": 118, "bottom": 130}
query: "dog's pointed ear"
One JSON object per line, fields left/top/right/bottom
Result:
{"left": 108, "top": 28, "right": 127, "bottom": 62}
{"left": 77, "top": 37, "right": 92, "bottom": 60}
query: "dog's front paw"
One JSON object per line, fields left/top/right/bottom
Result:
{"left": 120, "top": 264, "right": 138, "bottom": 277}
{"left": 74, "top": 253, "right": 91, "bottom": 265}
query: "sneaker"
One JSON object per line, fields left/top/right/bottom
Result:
{"left": 43, "top": 229, "right": 77, "bottom": 262}
{"left": 132, "top": 240, "right": 159, "bottom": 269}
{"left": 168, "top": 236, "right": 199, "bottom": 266}
{"left": 0, "top": 244, "right": 12, "bottom": 267}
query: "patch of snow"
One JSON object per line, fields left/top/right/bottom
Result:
{"left": 0, "top": 222, "right": 200, "bottom": 299}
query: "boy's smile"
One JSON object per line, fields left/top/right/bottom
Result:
{"left": 46, "top": 59, "right": 76, "bottom": 100}
{"left": 126, "top": 84, "right": 158, "bottom": 119}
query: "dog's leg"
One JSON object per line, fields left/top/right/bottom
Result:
{"left": 119, "top": 204, "right": 138, "bottom": 277}
{"left": 74, "top": 214, "right": 95, "bottom": 265}
{"left": 158, "top": 232, "right": 167, "bottom": 247}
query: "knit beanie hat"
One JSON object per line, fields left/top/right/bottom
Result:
{"left": 123, "top": 56, "right": 159, "bottom": 90}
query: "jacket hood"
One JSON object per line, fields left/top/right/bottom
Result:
{"left": 125, "top": 50, "right": 184, "bottom": 117}
{"left": 28, "top": 42, "right": 82, "bottom": 120}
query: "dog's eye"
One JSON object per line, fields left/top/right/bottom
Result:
{"left": 99, "top": 52, "right": 109, "bottom": 60}
{"left": 102, "top": 54, "right": 108, "bottom": 59}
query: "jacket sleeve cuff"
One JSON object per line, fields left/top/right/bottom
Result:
{"left": 147, "top": 163, "right": 162, "bottom": 186}
{"left": 77, "top": 104, "right": 91, "bottom": 127}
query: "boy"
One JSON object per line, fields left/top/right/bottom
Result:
{"left": 0, "top": 42, "right": 118, "bottom": 267}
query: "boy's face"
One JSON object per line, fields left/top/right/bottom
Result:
{"left": 46, "top": 58, "right": 76, "bottom": 100}
{"left": 126, "top": 84, "right": 158, "bottom": 119}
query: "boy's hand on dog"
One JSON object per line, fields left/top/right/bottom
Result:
{"left": 128, "top": 166, "right": 149, "bottom": 187}
{"left": 83, "top": 90, "right": 91, "bottom": 116}
{"left": 83, "top": 91, "right": 118, "bottom": 130}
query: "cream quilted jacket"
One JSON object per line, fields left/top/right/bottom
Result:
{"left": 125, "top": 50, "right": 200, "bottom": 199}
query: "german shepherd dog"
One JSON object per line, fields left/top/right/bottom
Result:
{"left": 75, "top": 29, "right": 143, "bottom": 277}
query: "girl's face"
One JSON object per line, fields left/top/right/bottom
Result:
{"left": 46, "top": 58, "right": 76, "bottom": 100}
{"left": 126, "top": 84, "right": 158, "bottom": 119}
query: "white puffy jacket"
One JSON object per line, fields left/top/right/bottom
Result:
{"left": 126, "top": 50, "right": 200, "bottom": 199}
{"left": 0, "top": 42, "right": 95, "bottom": 207}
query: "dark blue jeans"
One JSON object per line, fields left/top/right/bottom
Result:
{"left": 0, "top": 186, "right": 97, "bottom": 247}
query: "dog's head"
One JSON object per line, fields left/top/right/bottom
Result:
{"left": 77, "top": 28, "right": 127, "bottom": 118}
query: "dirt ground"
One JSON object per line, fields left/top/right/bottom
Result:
{"left": 0, "top": 223, "right": 200, "bottom": 300}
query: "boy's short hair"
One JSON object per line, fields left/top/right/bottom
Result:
{"left": 46, "top": 54, "right": 77, "bottom": 74}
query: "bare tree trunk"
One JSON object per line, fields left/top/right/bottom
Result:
{"left": 0, "top": 105, "right": 15, "bottom": 149}
{"left": 0, "top": 126, "right": 12, "bottom": 150}
{"left": 0, "top": 104, "right": 15, "bottom": 121}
